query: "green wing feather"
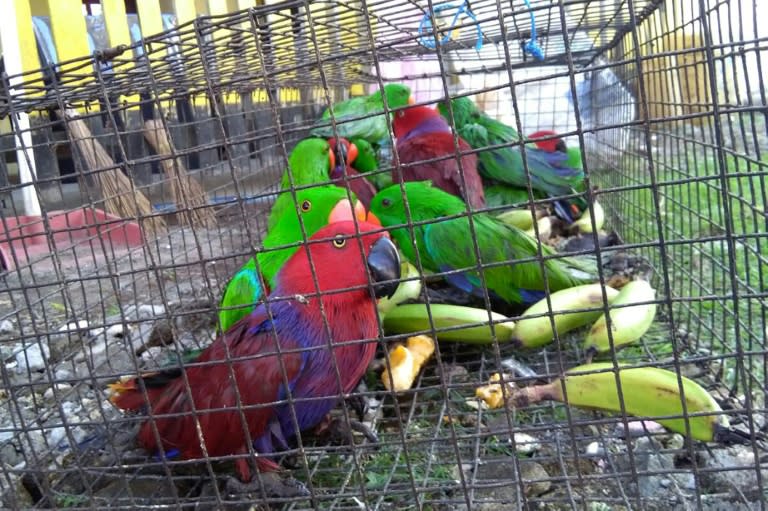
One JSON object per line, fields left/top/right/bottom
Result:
{"left": 423, "top": 215, "right": 595, "bottom": 304}
{"left": 218, "top": 259, "right": 264, "bottom": 332}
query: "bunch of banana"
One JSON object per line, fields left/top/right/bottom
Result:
{"left": 509, "top": 362, "right": 730, "bottom": 442}
{"left": 381, "top": 335, "right": 435, "bottom": 391}
{"left": 583, "top": 279, "right": 657, "bottom": 357}
{"left": 383, "top": 303, "right": 515, "bottom": 344}
{"left": 512, "top": 284, "right": 620, "bottom": 348}
{"left": 572, "top": 200, "right": 605, "bottom": 233}
{"left": 378, "top": 261, "right": 423, "bottom": 315}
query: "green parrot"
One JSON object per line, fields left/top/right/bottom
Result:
{"left": 369, "top": 181, "right": 596, "bottom": 305}
{"left": 438, "top": 97, "right": 586, "bottom": 222}
{"left": 270, "top": 138, "right": 336, "bottom": 230}
{"left": 310, "top": 83, "right": 413, "bottom": 143}
{"left": 219, "top": 185, "right": 368, "bottom": 332}
{"left": 351, "top": 136, "right": 392, "bottom": 191}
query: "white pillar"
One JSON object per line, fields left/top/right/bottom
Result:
{"left": 1, "top": 0, "right": 42, "bottom": 216}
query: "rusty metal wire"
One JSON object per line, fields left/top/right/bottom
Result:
{"left": 0, "top": 0, "right": 766, "bottom": 510}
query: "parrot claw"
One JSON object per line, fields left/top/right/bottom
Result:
{"left": 224, "top": 471, "right": 310, "bottom": 499}
{"left": 322, "top": 417, "right": 379, "bottom": 446}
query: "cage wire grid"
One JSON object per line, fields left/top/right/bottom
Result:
{"left": 0, "top": 0, "right": 765, "bottom": 509}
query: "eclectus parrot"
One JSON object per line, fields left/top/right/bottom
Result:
{"left": 310, "top": 83, "right": 414, "bottom": 143}
{"left": 219, "top": 185, "right": 378, "bottom": 333}
{"left": 369, "top": 182, "right": 596, "bottom": 305}
{"left": 391, "top": 105, "right": 485, "bottom": 209}
{"left": 438, "top": 97, "right": 585, "bottom": 221}
{"left": 271, "top": 138, "right": 337, "bottom": 230}
{"left": 328, "top": 137, "right": 377, "bottom": 209}
{"left": 110, "top": 221, "right": 400, "bottom": 489}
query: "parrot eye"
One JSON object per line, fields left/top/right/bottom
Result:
{"left": 332, "top": 235, "right": 346, "bottom": 249}
{"left": 301, "top": 200, "right": 312, "bottom": 212}
{"left": 397, "top": 111, "right": 405, "bottom": 118}
{"left": 381, "top": 198, "right": 392, "bottom": 208}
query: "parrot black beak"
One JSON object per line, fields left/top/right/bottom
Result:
{"left": 555, "top": 139, "right": 568, "bottom": 154}
{"left": 366, "top": 237, "right": 401, "bottom": 299}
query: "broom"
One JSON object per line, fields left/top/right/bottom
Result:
{"left": 142, "top": 119, "right": 217, "bottom": 229}
{"left": 62, "top": 109, "right": 166, "bottom": 240}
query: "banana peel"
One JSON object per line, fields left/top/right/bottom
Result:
{"left": 381, "top": 335, "right": 436, "bottom": 391}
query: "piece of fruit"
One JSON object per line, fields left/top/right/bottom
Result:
{"left": 572, "top": 201, "right": 605, "bottom": 233}
{"left": 378, "top": 262, "right": 423, "bottom": 314}
{"left": 512, "top": 362, "right": 730, "bottom": 442}
{"left": 381, "top": 335, "right": 435, "bottom": 391}
{"left": 383, "top": 304, "right": 515, "bottom": 344}
{"left": 513, "top": 284, "right": 620, "bottom": 348}
{"left": 583, "top": 279, "right": 657, "bottom": 356}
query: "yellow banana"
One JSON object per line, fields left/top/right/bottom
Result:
{"left": 512, "top": 284, "right": 620, "bottom": 348}
{"left": 496, "top": 209, "right": 535, "bottom": 230}
{"left": 524, "top": 216, "right": 552, "bottom": 241}
{"left": 584, "top": 279, "right": 657, "bottom": 355}
{"left": 382, "top": 303, "right": 515, "bottom": 344}
{"left": 381, "top": 335, "right": 435, "bottom": 391}
{"left": 572, "top": 201, "right": 605, "bottom": 233}
{"left": 513, "top": 363, "right": 729, "bottom": 442}
{"left": 378, "top": 262, "right": 423, "bottom": 315}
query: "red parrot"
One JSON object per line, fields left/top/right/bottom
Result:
{"left": 391, "top": 105, "right": 485, "bottom": 209}
{"left": 328, "top": 137, "right": 378, "bottom": 209}
{"left": 109, "top": 221, "right": 400, "bottom": 490}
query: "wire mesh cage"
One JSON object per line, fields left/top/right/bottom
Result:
{"left": 0, "top": 0, "right": 766, "bottom": 509}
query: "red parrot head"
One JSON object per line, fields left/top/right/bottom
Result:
{"left": 277, "top": 220, "right": 400, "bottom": 300}
{"left": 528, "top": 130, "right": 568, "bottom": 154}
{"left": 392, "top": 105, "right": 440, "bottom": 140}
{"left": 328, "top": 138, "right": 359, "bottom": 168}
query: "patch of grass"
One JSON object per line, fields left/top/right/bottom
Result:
{"left": 603, "top": 143, "right": 767, "bottom": 386}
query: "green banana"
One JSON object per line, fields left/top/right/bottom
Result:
{"left": 572, "top": 200, "right": 605, "bottom": 233}
{"left": 383, "top": 303, "right": 515, "bottom": 344}
{"left": 512, "top": 362, "right": 729, "bottom": 442}
{"left": 496, "top": 209, "right": 535, "bottom": 230}
{"left": 512, "top": 284, "right": 620, "bottom": 348}
{"left": 584, "top": 279, "right": 657, "bottom": 356}
{"left": 378, "top": 262, "right": 423, "bottom": 315}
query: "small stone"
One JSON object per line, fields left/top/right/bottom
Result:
{"left": 15, "top": 343, "right": 49, "bottom": 373}
{"left": 664, "top": 433, "right": 685, "bottom": 450}
{"left": 0, "top": 319, "right": 14, "bottom": 334}
{"left": 585, "top": 441, "right": 603, "bottom": 456}
{"left": 59, "top": 320, "right": 89, "bottom": 333}
{"left": 519, "top": 461, "right": 551, "bottom": 497}
{"left": 614, "top": 419, "right": 665, "bottom": 438}
{"left": 43, "top": 383, "right": 72, "bottom": 400}
{"left": 47, "top": 426, "right": 66, "bottom": 448}
{"left": 513, "top": 433, "right": 540, "bottom": 455}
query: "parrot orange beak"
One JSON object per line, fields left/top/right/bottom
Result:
{"left": 328, "top": 146, "right": 336, "bottom": 169}
{"left": 367, "top": 237, "right": 401, "bottom": 299}
{"left": 347, "top": 141, "right": 359, "bottom": 164}
{"left": 407, "top": 95, "right": 416, "bottom": 105}
{"left": 366, "top": 210, "right": 381, "bottom": 226}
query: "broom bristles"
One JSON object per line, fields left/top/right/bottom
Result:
{"left": 63, "top": 109, "right": 166, "bottom": 240}
{"left": 143, "top": 119, "right": 217, "bottom": 229}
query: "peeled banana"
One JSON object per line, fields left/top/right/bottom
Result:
{"left": 496, "top": 209, "right": 535, "bottom": 230}
{"left": 381, "top": 335, "right": 435, "bottom": 391}
{"left": 572, "top": 200, "right": 605, "bottom": 233}
{"left": 512, "top": 284, "right": 620, "bottom": 348}
{"left": 383, "top": 303, "right": 515, "bottom": 344}
{"left": 583, "top": 279, "right": 657, "bottom": 356}
{"left": 378, "top": 262, "right": 423, "bottom": 315}
{"left": 512, "top": 362, "right": 729, "bottom": 442}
